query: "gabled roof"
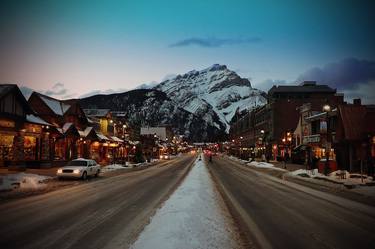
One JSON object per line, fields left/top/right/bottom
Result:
{"left": 57, "top": 122, "right": 80, "bottom": 137}
{"left": 32, "top": 92, "right": 72, "bottom": 116}
{"left": 111, "top": 136, "right": 124, "bottom": 143}
{"left": 0, "top": 84, "right": 32, "bottom": 113}
{"left": 97, "top": 133, "right": 111, "bottom": 141}
{"left": 26, "top": 114, "right": 51, "bottom": 126}
{"left": 83, "top": 109, "right": 111, "bottom": 118}
{"left": 78, "top": 127, "right": 99, "bottom": 140}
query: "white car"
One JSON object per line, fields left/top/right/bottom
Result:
{"left": 57, "top": 158, "right": 100, "bottom": 180}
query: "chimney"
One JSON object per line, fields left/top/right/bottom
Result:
{"left": 353, "top": 98, "right": 361, "bottom": 105}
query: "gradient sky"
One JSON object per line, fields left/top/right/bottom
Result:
{"left": 1, "top": 0, "right": 374, "bottom": 102}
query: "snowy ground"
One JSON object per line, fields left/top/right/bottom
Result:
{"left": 100, "top": 164, "right": 129, "bottom": 173}
{"left": 289, "top": 169, "right": 374, "bottom": 185}
{"left": 131, "top": 156, "right": 241, "bottom": 249}
{"left": 0, "top": 173, "right": 51, "bottom": 191}
{"left": 247, "top": 161, "right": 287, "bottom": 171}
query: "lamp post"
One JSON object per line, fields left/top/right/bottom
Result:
{"left": 323, "top": 104, "right": 331, "bottom": 175}
{"left": 282, "top": 137, "right": 287, "bottom": 168}
{"left": 260, "top": 130, "right": 265, "bottom": 161}
{"left": 240, "top": 136, "right": 243, "bottom": 159}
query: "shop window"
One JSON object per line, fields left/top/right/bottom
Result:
{"left": 313, "top": 147, "right": 336, "bottom": 160}
{"left": 24, "top": 136, "right": 36, "bottom": 160}
{"left": 54, "top": 140, "right": 65, "bottom": 160}
{"left": 0, "top": 135, "right": 14, "bottom": 161}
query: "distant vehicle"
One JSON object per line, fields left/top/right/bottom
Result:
{"left": 57, "top": 158, "right": 100, "bottom": 180}
{"left": 160, "top": 154, "right": 171, "bottom": 160}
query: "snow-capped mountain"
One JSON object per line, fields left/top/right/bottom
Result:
{"left": 79, "top": 89, "right": 226, "bottom": 141}
{"left": 154, "top": 64, "right": 267, "bottom": 132}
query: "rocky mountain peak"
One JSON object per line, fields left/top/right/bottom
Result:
{"left": 154, "top": 65, "right": 266, "bottom": 132}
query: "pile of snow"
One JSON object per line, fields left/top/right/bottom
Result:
{"left": 247, "top": 161, "right": 287, "bottom": 171}
{"left": 131, "top": 156, "right": 239, "bottom": 249}
{"left": 0, "top": 173, "right": 51, "bottom": 191}
{"left": 101, "top": 164, "right": 128, "bottom": 173}
{"left": 228, "top": 155, "right": 249, "bottom": 164}
{"left": 290, "top": 169, "right": 324, "bottom": 178}
{"left": 289, "top": 169, "right": 374, "bottom": 185}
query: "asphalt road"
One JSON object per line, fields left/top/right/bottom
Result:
{"left": 0, "top": 154, "right": 196, "bottom": 249}
{"left": 207, "top": 156, "right": 375, "bottom": 249}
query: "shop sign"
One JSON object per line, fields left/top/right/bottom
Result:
{"left": 303, "top": 135, "right": 320, "bottom": 143}
{"left": 0, "top": 119, "right": 15, "bottom": 128}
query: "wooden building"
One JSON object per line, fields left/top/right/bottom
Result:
{"left": 0, "top": 84, "right": 52, "bottom": 167}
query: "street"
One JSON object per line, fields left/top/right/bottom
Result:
{"left": 1, "top": 154, "right": 375, "bottom": 249}
{"left": 0, "top": 155, "right": 196, "bottom": 249}
{"left": 207, "top": 156, "right": 375, "bottom": 249}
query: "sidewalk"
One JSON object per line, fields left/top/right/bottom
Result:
{"left": 228, "top": 155, "right": 375, "bottom": 206}
{"left": 271, "top": 160, "right": 307, "bottom": 172}
{"left": 0, "top": 167, "right": 59, "bottom": 177}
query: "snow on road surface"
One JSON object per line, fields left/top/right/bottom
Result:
{"left": 131, "top": 156, "right": 242, "bottom": 249}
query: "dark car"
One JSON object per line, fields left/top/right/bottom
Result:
{"left": 291, "top": 145, "right": 311, "bottom": 164}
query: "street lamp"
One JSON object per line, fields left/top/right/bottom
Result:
{"left": 239, "top": 136, "right": 243, "bottom": 159}
{"left": 260, "top": 130, "right": 265, "bottom": 160}
{"left": 323, "top": 104, "right": 331, "bottom": 175}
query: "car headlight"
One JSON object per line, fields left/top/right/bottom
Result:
{"left": 160, "top": 155, "right": 163, "bottom": 159}
{"left": 57, "top": 169, "right": 62, "bottom": 174}
{"left": 73, "top": 169, "right": 81, "bottom": 174}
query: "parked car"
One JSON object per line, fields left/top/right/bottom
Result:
{"left": 291, "top": 145, "right": 311, "bottom": 164}
{"left": 57, "top": 158, "right": 100, "bottom": 180}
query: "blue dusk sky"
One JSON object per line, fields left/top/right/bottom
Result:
{"left": 0, "top": 0, "right": 374, "bottom": 102}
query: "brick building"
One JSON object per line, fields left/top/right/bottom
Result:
{"left": 229, "top": 81, "right": 345, "bottom": 160}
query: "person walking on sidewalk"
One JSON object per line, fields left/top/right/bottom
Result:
{"left": 284, "top": 152, "right": 289, "bottom": 169}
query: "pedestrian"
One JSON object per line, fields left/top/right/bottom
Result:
{"left": 266, "top": 153, "right": 270, "bottom": 163}
{"left": 312, "top": 154, "right": 320, "bottom": 175}
{"left": 284, "top": 152, "right": 289, "bottom": 169}
{"left": 306, "top": 148, "right": 312, "bottom": 172}
{"left": 367, "top": 155, "right": 374, "bottom": 178}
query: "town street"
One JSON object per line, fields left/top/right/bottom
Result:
{"left": 207, "top": 156, "right": 375, "bottom": 249}
{"left": 0, "top": 155, "right": 196, "bottom": 249}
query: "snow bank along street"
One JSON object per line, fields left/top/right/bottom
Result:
{"left": 0, "top": 173, "right": 51, "bottom": 191}
{"left": 131, "top": 156, "right": 243, "bottom": 249}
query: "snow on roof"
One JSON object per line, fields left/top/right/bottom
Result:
{"left": 83, "top": 109, "right": 111, "bottom": 117}
{"left": 78, "top": 130, "right": 85, "bottom": 137}
{"left": 62, "top": 122, "right": 74, "bottom": 133}
{"left": 97, "top": 133, "right": 110, "bottom": 141}
{"left": 26, "top": 114, "right": 51, "bottom": 126}
{"left": 111, "top": 136, "right": 124, "bottom": 142}
{"left": 39, "top": 95, "right": 71, "bottom": 116}
{"left": 78, "top": 127, "right": 96, "bottom": 138}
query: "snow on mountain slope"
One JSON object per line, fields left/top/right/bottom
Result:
{"left": 154, "top": 64, "right": 267, "bottom": 132}
{"left": 79, "top": 89, "right": 226, "bottom": 141}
